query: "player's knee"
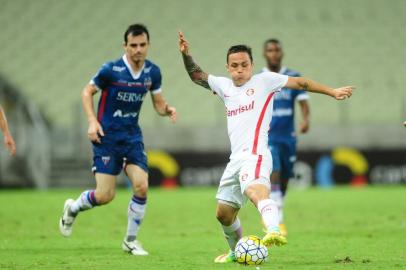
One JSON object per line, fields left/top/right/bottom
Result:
{"left": 133, "top": 181, "right": 148, "bottom": 197}
{"left": 216, "top": 209, "right": 234, "bottom": 226}
{"left": 95, "top": 190, "right": 115, "bottom": 204}
{"left": 245, "top": 184, "right": 269, "bottom": 206}
{"left": 245, "top": 185, "right": 258, "bottom": 200}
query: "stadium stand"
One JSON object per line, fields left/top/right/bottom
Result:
{"left": 0, "top": 0, "right": 405, "bottom": 152}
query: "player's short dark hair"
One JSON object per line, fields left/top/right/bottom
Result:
{"left": 227, "top": 45, "right": 253, "bottom": 63}
{"left": 263, "top": 38, "right": 282, "bottom": 49}
{"left": 124, "top": 24, "right": 150, "bottom": 43}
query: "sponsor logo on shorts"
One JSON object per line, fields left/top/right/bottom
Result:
{"left": 240, "top": 173, "right": 248, "bottom": 181}
{"left": 102, "top": 156, "right": 110, "bottom": 165}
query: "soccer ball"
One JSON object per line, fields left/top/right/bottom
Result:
{"left": 235, "top": 235, "right": 268, "bottom": 265}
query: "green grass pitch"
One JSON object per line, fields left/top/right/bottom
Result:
{"left": 0, "top": 186, "right": 405, "bottom": 269}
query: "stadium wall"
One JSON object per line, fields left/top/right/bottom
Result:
{"left": 146, "top": 149, "right": 406, "bottom": 188}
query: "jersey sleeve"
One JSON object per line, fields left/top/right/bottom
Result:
{"left": 150, "top": 65, "right": 162, "bottom": 94}
{"left": 262, "top": 71, "right": 289, "bottom": 93}
{"left": 89, "top": 63, "right": 111, "bottom": 91}
{"left": 208, "top": 74, "right": 228, "bottom": 99}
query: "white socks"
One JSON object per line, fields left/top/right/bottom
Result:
{"left": 70, "top": 190, "right": 98, "bottom": 214}
{"left": 270, "top": 190, "right": 284, "bottom": 224}
{"left": 257, "top": 199, "right": 280, "bottom": 232}
{"left": 221, "top": 217, "right": 243, "bottom": 251}
{"left": 126, "top": 195, "right": 147, "bottom": 241}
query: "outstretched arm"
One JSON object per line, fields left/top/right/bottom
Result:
{"left": 286, "top": 77, "right": 354, "bottom": 100}
{"left": 0, "top": 106, "right": 16, "bottom": 156}
{"left": 179, "top": 31, "right": 210, "bottom": 90}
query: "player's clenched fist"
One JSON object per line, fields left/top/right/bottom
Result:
{"left": 87, "top": 119, "right": 104, "bottom": 143}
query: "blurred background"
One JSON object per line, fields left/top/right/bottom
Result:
{"left": 0, "top": 0, "right": 405, "bottom": 189}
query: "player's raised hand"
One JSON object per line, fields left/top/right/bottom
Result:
{"left": 332, "top": 86, "right": 355, "bottom": 100}
{"left": 88, "top": 119, "right": 104, "bottom": 143}
{"left": 166, "top": 106, "right": 177, "bottom": 123}
{"left": 3, "top": 132, "right": 16, "bottom": 156}
{"left": 179, "top": 31, "right": 189, "bottom": 55}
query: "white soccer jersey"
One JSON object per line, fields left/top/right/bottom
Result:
{"left": 208, "top": 72, "right": 288, "bottom": 159}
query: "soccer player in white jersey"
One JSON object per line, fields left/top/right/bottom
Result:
{"left": 179, "top": 31, "right": 354, "bottom": 263}
{"left": 0, "top": 105, "right": 16, "bottom": 156}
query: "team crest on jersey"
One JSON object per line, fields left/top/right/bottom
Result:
{"left": 144, "top": 77, "right": 152, "bottom": 90}
{"left": 246, "top": 89, "right": 255, "bottom": 96}
{"left": 102, "top": 156, "right": 111, "bottom": 165}
{"left": 113, "top": 66, "right": 126, "bottom": 72}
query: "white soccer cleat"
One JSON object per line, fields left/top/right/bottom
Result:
{"left": 59, "top": 198, "right": 76, "bottom": 237}
{"left": 122, "top": 239, "right": 149, "bottom": 256}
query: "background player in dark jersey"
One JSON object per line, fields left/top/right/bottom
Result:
{"left": 263, "top": 39, "right": 310, "bottom": 236}
{"left": 0, "top": 105, "right": 16, "bottom": 156}
{"left": 59, "top": 24, "right": 176, "bottom": 255}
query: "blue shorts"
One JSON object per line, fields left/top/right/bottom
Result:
{"left": 269, "top": 140, "right": 297, "bottom": 180}
{"left": 92, "top": 136, "right": 148, "bottom": 176}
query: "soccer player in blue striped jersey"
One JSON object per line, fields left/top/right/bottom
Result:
{"left": 59, "top": 24, "right": 176, "bottom": 255}
{"left": 263, "top": 39, "right": 310, "bottom": 236}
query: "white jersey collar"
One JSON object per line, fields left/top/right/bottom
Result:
{"left": 123, "top": 55, "right": 145, "bottom": 80}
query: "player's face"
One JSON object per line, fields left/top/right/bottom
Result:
{"left": 264, "top": 42, "right": 283, "bottom": 67}
{"left": 124, "top": 33, "right": 149, "bottom": 64}
{"left": 226, "top": 52, "right": 253, "bottom": 87}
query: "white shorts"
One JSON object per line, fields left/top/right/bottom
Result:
{"left": 216, "top": 153, "right": 272, "bottom": 209}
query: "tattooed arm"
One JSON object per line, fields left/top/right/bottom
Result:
{"left": 285, "top": 77, "right": 354, "bottom": 100}
{"left": 179, "top": 31, "right": 210, "bottom": 90}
